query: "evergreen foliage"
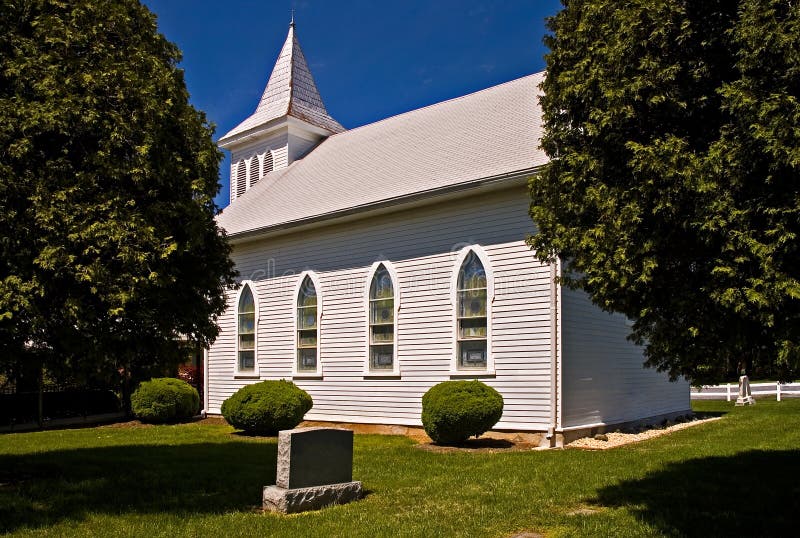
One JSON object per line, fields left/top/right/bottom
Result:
{"left": 530, "top": 0, "right": 800, "bottom": 383}
{"left": 0, "top": 1, "right": 236, "bottom": 389}
{"left": 221, "top": 380, "right": 313, "bottom": 435}
{"left": 421, "top": 380, "right": 504, "bottom": 444}
{"left": 131, "top": 377, "right": 199, "bottom": 423}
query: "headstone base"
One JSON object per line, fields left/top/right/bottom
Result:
{"left": 263, "top": 481, "right": 363, "bottom": 514}
{"left": 735, "top": 396, "right": 756, "bottom": 406}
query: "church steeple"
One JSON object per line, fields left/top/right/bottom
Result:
{"left": 219, "top": 22, "right": 344, "bottom": 202}
{"left": 221, "top": 22, "right": 344, "bottom": 143}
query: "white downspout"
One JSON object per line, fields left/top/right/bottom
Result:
{"left": 546, "top": 258, "right": 560, "bottom": 446}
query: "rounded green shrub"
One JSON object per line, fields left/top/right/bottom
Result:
{"left": 221, "top": 380, "right": 313, "bottom": 435}
{"left": 421, "top": 380, "right": 504, "bottom": 444}
{"left": 131, "top": 377, "right": 199, "bottom": 423}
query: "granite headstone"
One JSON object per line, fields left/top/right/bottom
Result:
{"left": 263, "top": 427, "right": 362, "bottom": 513}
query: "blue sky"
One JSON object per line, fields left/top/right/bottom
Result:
{"left": 142, "top": 1, "right": 562, "bottom": 209}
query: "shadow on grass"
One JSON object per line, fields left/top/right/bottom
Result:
{"left": 692, "top": 410, "right": 727, "bottom": 419}
{"left": 435, "top": 438, "right": 516, "bottom": 449}
{"left": 231, "top": 431, "right": 280, "bottom": 438}
{"left": 0, "top": 441, "right": 278, "bottom": 533}
{"left": 593, "top": 449, "right": 800, "bottom": 536}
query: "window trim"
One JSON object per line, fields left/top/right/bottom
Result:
{"left": 450, "top": 245, "right": 495, "bottom": 376}
{"left": 234, "top": 280, "right": 260, "bottom": 378}
{"left": 363, "top": 261, "right": 401, "bottom": 377}
{"left": 293, "top": 270, "right": 323, "bottom": 378}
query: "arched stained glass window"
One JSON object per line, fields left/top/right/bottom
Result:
{"left": 237, "top": 284, "right": 256, "bottom": 372}
{"left": 457, "top": 251, "right": 487, "bottom": 369}
{"left": 296, "top": 275, "right": 318, "bottom": 372}
{"left": 249, "top": 155, "right": 260, "bottom": 186}
{"left": 369, "top": 264, "right": 395, "bottom": 371}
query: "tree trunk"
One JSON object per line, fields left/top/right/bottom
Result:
{"left": 121, "top": 365, "right": 132, "bottom": 418}
{"left": 37, "top": 364, "right": 44, "bottom": 429}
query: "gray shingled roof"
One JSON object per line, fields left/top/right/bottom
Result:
{"left": 218, "top": 23, "right": 344, "bottom": 144}
{"left": 217, "top": 72, "right": 547, "bottom": 237}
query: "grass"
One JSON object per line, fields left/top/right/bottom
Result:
{"left": 0, "top": 400, "right": 798, "bottom": 537}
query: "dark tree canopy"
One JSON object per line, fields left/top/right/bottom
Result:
{"left": 0, "top": 0, "right": 236, "bottom": 386}
{"left": 530, "top": 0, "right": 800, "bottom": 384}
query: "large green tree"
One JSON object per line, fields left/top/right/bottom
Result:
{"left": 0, "top": 0, "right": 236, "bottom": 393}
{"left": 530, "top": 0, "right": 800, "bottom": 384}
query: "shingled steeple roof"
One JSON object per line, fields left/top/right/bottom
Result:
{"left": 218, "top": 22, "right": 344, "bottom": 146}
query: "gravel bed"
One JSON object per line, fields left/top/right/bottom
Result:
{"left": 566, "top": 415, "right": 722, "bottom": 450}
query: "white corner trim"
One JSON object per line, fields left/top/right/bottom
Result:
{"left": 363, "top": 260, "right": 401, "bottom": 376}
{"left": 553, "top": 257, "right": 563, "bottom": 432}
{"left": 450, "top": 244, "right": 495, "bottom": 374}
{"left": 234, "top": 280, "right": 260, "bottom": 377}
{"left": 292, "top": 270, "right": 323, "bottom": 377}
{"left": 202, "top": 347, "right": 209, "bottom": 414}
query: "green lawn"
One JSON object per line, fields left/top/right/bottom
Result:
{"left": 1, "top": 400, "right": 798, "bottom": 537}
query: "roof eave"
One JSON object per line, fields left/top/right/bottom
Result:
{"left": 218, "top": 111, "right": 343, "bottom": 150}
{"left": 222, "top": 166, "right": 543, "bottom": 245}
{"left": 217, "top": 115, "right": 290, "bottom": 149}
{"left": 286, "top": 115, "right": 343, "bottom": 137}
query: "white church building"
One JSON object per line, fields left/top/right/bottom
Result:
{"left": 206, "top": 22, "right": 690, "bottom": 444}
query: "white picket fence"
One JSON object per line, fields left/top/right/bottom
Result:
{"left": 691, "top": 382, "right": 800, "bottom": 401}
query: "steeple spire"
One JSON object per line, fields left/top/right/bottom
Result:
{"left": 218, "top": 22, "right": 344, "bottom": 146}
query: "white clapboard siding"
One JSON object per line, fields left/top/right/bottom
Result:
{"left": 208, "top": 186, "right": 555, "bottom": 431}
{"left": 560, "top": 287, "right": 690, "bottom": 428}
{"left": 288, "top": 132, "right": 324, "bottom": 162}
